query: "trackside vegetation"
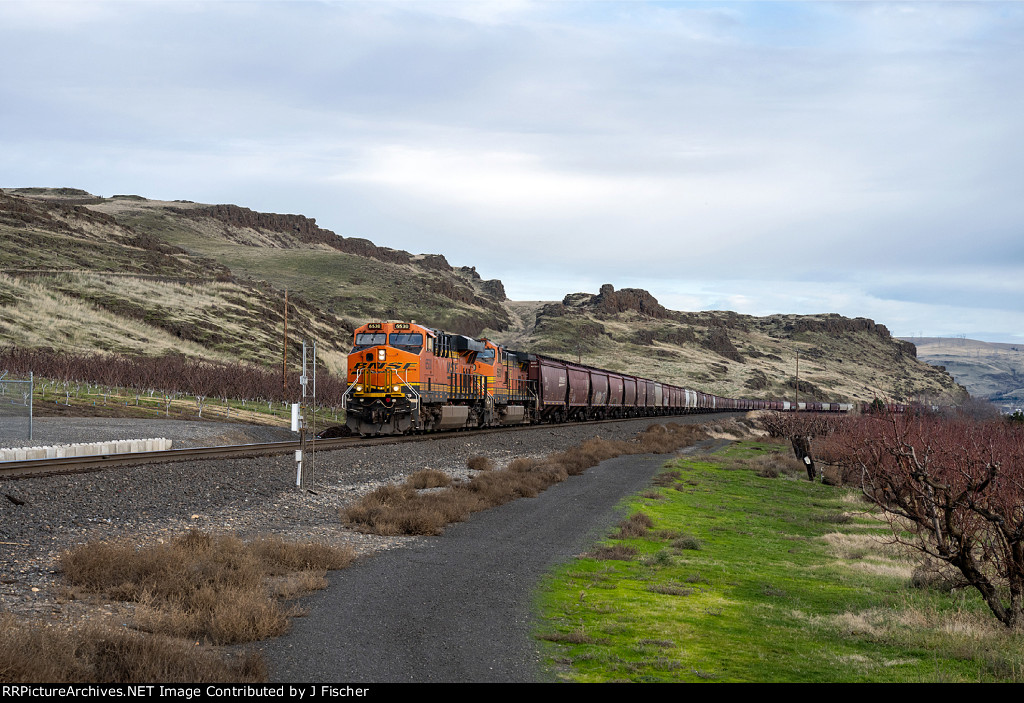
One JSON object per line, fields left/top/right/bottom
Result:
{"left": 0, "top": 532, "right": 354, "bottom": 683}
{"left": 342, "top": 422, "right": 711, "bottom": 536}
{"left": 534, "top": 441, "right": 1024, "bottom": 682}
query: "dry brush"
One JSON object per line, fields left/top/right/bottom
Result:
{"left": 342, "top": 423, "right": 709, "bottom": 537}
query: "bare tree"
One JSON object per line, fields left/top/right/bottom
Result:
{"left": 824, "top": 414, "right": 1024, "bottom": 628}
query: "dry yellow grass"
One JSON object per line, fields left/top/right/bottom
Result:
{"left": 60, "top": 531, "right": 356, "bottom": 645}
{"left": 0, "top": 271, "right": 349, "bottom": 375}
{"left": 0, "top": 273, "right": 221, "bottom": 358}
{"left": 0, "top": 614, "right": 266, "bottom": 683}
{"left": 820, "top": 531, "right": 918, "bottom": 580}
{"left": 344, "top": 423, "right": 707, "bottom": 536}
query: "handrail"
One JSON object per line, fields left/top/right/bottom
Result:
{"left": 340, "top": 368, "right": 364, "bottom": 411}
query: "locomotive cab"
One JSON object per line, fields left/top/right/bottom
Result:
{"left": 345, "top": 321, "right": 429, "bottom": 435}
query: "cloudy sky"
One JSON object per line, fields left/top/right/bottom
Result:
{"left": 2, "top": 1, "right": 1022, "bottom": 342}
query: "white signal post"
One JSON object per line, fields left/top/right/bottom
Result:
{"left": 295, "top": 339, "right": 317, "bottom": 491}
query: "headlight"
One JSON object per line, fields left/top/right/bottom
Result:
{"left": 377, "top": 348, "right": 386, "bottom": 361}
{"left": 393, "top": 385, "right": 401, "bottom": 392}
{"left": 355, "top": 384, "right": 363, "bottom": 392}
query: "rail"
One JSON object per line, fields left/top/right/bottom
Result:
{"left": 0, "top": 412, "right": 748, "bottom": 480}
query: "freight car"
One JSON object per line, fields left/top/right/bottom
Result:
{"left": 341, "top": 320, "right": 853, "bottom": 436}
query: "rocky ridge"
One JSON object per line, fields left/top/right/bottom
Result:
{"left": 487, "top": 284, "right": 965, "bottom": 405}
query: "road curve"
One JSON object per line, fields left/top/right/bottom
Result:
{"left": 258, "top": 452, "right": 674, "bottom": 683}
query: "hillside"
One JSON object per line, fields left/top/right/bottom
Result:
{"left": 0, "top": 188, "right": 508, "bottom": 375}
{"left": 904, "top": 337, "right": 1024, "bottom": 412}
{"left": 486, "top": 285, "right": 966, "bottom": 405}
{"left": 1, "top": 188, "right": 966, "bottom": 405}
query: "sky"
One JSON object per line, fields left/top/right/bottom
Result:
{"left": 2, "top": 0, "right": 1022, "bottom": 343}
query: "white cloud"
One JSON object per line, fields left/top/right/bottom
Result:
{"left": 2, "top": 0, "right": 1023, "bottom": 341}
{"left": 0, "top": 0, "right": 115, "bottom": 29}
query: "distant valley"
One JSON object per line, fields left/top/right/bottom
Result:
{"left": 903, "top": 337, "right": 1024, "bottom": 413}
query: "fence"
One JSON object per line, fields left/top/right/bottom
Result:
{"left": 0, "top": 371, "right": 33, "bottom": 442}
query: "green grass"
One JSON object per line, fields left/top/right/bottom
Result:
{"left": 145, "top": 218, "right": 507, "bottom": 333}
{"left": 534, "top": 441, "right": 1024, "bottom": 682}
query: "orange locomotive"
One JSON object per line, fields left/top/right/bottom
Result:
{"left": 344, "top": 320, "right": 532, "bottom": 435}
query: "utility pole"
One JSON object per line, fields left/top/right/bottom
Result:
{"left": 310, "top": 340, "right": 317, "bottom": 487}
{"left": 282, "top": 289, "right": 289, "bottom": 394}
{"left": 795, "top": 349, "right": 800, "bottom": 411}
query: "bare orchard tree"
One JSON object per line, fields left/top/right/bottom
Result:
{"left": 824, "top": 414, "right": 1024, "bottom": 629}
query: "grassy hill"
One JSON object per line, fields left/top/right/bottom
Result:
{"left": 904, "top": 337, "right": 1024, "bottom": 413}
{"left": 1, "top": 188, "right": 966, "bottom": 405}
{"left": 486, "top": 286, "right": 966, "bottom": 405}
{"left": 0, "top": 188, "right": 508, "bottom": 376}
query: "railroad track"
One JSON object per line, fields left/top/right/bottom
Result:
{"left": 0, "top": 414, "right": 741, "bottom": 480}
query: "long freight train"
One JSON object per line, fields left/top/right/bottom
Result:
{"left": 342, "top": 320, "right": 854, "bottom": 436}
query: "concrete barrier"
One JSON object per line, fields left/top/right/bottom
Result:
{"left": 0, "top": 438, "right": 172, "bottom": 462}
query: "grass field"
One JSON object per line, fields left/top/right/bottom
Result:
{"left": 117, "top": 207, "right": 509, "bottom": 335}
{"left": 534, "top": 441, "right": 1024, "bottom": 682}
